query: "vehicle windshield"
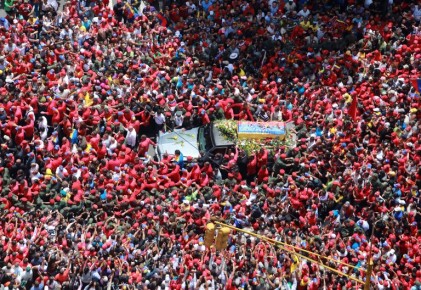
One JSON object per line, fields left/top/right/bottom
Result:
{"left": 198, "top": 125, "right": 212, "bottom": 152}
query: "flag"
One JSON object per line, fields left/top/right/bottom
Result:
{"left": 348, "top": 94, "right": 358, "bottom": 121}
{"left": 156, "top": 12, "right": 168, "bottom": 27}
{"left": 411, "top": 78, "right": 421, "bottom": 93}
{"left": 290, "top": 255, "right": 300, "bottom": 273}
{"left": 139, "top": 0, "right": 146, "bottom": 13}
{"left": 70, "top": 128, "right": 78, "bottom": 145}
{"left": 124, "top": 3, "right": 135, "bottom": 19}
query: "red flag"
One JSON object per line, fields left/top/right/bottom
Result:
{"left": 156, "top": 13, "right": 168, "bottom": 27}
{"left": 348, "top": 94, "right": 358, "bottom": 121}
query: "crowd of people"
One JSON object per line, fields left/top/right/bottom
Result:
{"left": 0, "top": 0, "right": 420, "bottom": 289}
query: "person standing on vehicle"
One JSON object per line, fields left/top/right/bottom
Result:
{"left": 174, "top": 149, "right": 184, "bottom": 169}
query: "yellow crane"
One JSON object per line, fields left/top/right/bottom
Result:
{"left": 206, "top": 221, "right": 373, "bottom": 290}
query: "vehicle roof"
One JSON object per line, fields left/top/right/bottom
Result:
{"left": 158, "top": 128, "right": 201, "bottom": 159}
{"left": 211, "top": 123, "right": 235, "bottom": 147}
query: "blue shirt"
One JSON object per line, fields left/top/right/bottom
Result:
{"left": 202, "top": 0, "right": 213, "bottom": 12}
{"left": 0, "top": 18, "right": 10, "bottom": 30}
{"left": 31, "top": 283, "right": 44, "bottom": 290}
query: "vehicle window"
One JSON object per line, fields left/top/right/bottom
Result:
{"left": 198, "top": 126, "right": 212, "bottom": 152}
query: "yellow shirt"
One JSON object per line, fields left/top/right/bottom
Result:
{"left": 84, "top": 92, "right": 93, "bottom": 107}
{"left": 85, "top": 143, "right": 92, "bottom": 153}
{"left": 28, "top": 17, "right": 38, "bottom": 25}
{"left": 343, "top": 93, "right": 352, "bottom": 103}
{"left": 300, "top": 21, "right": 317, "bottom": 31}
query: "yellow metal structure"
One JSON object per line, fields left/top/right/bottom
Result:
{"left": 364, "top": 259, "right": 373, "bottom": 290}
{"left": 212, "top": 221, "right": 370, "bottom": 287}
{"left": 204, "top": 223, "right": 216, "bottom": 247}
{"left": 215, "top": 227, "right": 230, "bottom": 251}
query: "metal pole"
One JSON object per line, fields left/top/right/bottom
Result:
{"left": 213, "top": 221, "right": 365, "bottom": 285}
{"left": 365, "top": 214, "right": 387, "bottom": 290}
{"left": 213, "top": 221, "right": 364, "bottom": 271}
{"left": 364, "top": 258, "right": 373, "bottom": 290}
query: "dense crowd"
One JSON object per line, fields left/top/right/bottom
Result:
{"left": 0, "top": 0, "right": 420, "bottom": 289}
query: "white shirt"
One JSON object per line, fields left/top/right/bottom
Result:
{"left": 364, "top": 0, "right": 373, "bottom": 8}
{"left": 3, "top": 43, "right": 16, "bottom": 53}
{"left": 284, "top": 2, "right": 296, "bottom": 12}
{"left": 414, "top": 6, "right": 421, "bottom": 21}
{"left": 125, "top": 128, "right": 137, "bottom": 146}
{"left": 12, "top": 266, "right": 23, "bottom": 277}
{"left": 297, "top": 9, "right": 310, "bottom": 18}
{"left": 174, "top": 115, "right": 184, "bottom": 127}
{"left": 60, "top": 28, "right": 73, "bottom": 39}
{"left": 271, "top": 111, "right": 282, "bottom": 121}
{"left": 55, "top": 166, "right": 68, "bottom": 179}
{"left": 108, "top": 138, "right": 118, "bottom": 152}
{"left": 47, "top": 0, "right": 58, "bottom": 10}
{"left": 19, "top": 269, "right": 33, "bottom": 283}
{"left": 154, "top": 113, "right": 166, "bottom": 125}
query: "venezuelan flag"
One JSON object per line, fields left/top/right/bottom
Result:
{"left": 70, "top": 128, "right": 78, "bottom": 144}
{"left": 411, "top": 78, "right": 421, "bottom": 93}
{"left": 125, "top": 3, "right": 135, "bottom": 20}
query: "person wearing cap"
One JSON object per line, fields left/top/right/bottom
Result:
{"left": 173, "top": 149, "right": 184, "bottom": 169}
{"left": 0, "top": 0, "right": 418, "bottom": 287}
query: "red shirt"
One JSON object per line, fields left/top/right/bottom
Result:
{"left": 55, "top": 269, "right": 70, "bottom": 283}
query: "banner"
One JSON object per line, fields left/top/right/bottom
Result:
{"left": 237, "top": 121, "right": 286, "bottom": 140}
